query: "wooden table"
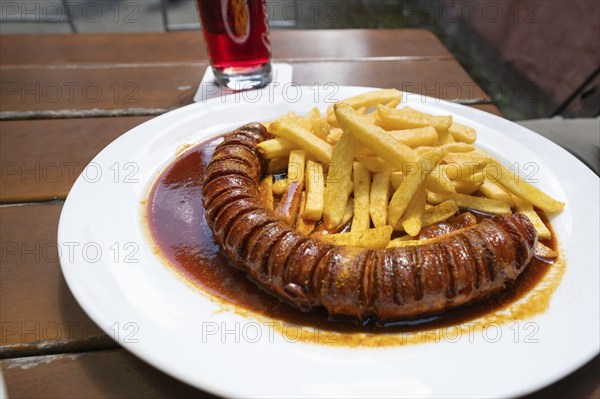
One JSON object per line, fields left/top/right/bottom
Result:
{"left": 0, "top": 29, "right": 597, "bottom": 398}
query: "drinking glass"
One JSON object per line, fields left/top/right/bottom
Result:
{"left": 196, "top": 0, "right": 273, "bottom": 90}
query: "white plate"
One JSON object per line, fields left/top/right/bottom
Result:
{"left": 59, "top": 86, "right": 599, "bottom": 398}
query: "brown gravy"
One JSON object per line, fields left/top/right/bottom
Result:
{"left": 146, "top": 138, "right": 564, "bottom": 346}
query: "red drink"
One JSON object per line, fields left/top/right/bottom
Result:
{"left": 197, "top": 0, "right": 272, "bottom": 89}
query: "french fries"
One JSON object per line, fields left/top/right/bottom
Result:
{"left": 275, "top": 150, "right": 306, "bottom": 225}
{"left": 377, "top": 104, "right": 452, "bottom": 133}
{"left": 258, "top": 175, "right": 274, "bottom": 210}
{"left": 437, "top": 129, "right": 456, "bottom": 145}
{"left": 388, "top": 126, "right": 438, "bottom": 147}
{"left": 512, "top": 195, "right": 552, "bottom": 239}
{"left": 257, "top": 138, "right": 297, "bottom": 159}
{"left": 535, "top": 242, "right": 558, "bottom": 259}
{"left": 424, "top": 169, "right": 456, "bottom": 194}
{"left": 355, "top": 156, "right": 395, "bottom": 173}
{"left": 427, "top": 191, "right": 512, "bottom": 215}
{"left": 388, "top": 150, "right": 444, "bottom": 228}
{"left": 335, "top": 103, "right": 417, "bottom": 168}
{"left": 323, "top": 130, "right": 354, "bottom": 229}
{"left": 272, "top": 178, "right": 289, "bottom": 195}
{"left": 351, "top": 162, "right": 371, "bottom": 232}
{"left": 449, "top": 122, "right": 477, "bottom": 144}
{"left": 295, "top": 192, "right": 316, "bottom": 236}
{"left": 400, "top": 186, "right": 427, "bottom": 236}
{"left": 258, "top": 88, "right": 563, "bottom": 250}
{"left": 390, "top": 171, "right": 404, "bottom": 191}
{"left": 303, "top": 160, "right": 325, "bottom": 221}
{"left": 304, "top": 107, "right": 321, "bottom": 122}
{"left": 451, "top": 171, "right": 485, "bottom": 194}
{"left": 422, "top": 200, "right": 459, "bottom": 227}
{"left": 312, "top": 198, "right": 354, "bottom": 235}
{"left": 316, "top": 226, "right": 393, "bottom": 249}
{"left": 271, "top": 121, "right": 333, "bottom": 164}
{"left": 369, "top": 172, "right": 390, "bottom": 227}
{"left": 336, "top": 88, "right": 402, "bottom": 110}
{"left": 484, "top": 160, "right": 565, "bottom": 213}
{"left": 453, "top": 179, "right": 483, "bottom": 195}
{"left": 312, "top": 118, "right": 330, "bottom": 140}
{"left": 479, "top": 180, "right": 514, "bottom": 206}
{"left": 441, "top": 161, "right": 485, "bottom": 181}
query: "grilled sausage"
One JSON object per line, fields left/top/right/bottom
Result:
{"left": 202, "top": 123, "right": 538, "bottom": 321}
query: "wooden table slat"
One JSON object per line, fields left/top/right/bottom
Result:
{"left": 0, "top": 60, "right": 490, "bottom": 116}
{"left": 1, "top": 349, "right": 598, "bottom": 399}
{"left": 0, "top": 116, "right": 152, "bottom": 203}
{"left": 0, "top": 203, "right": 114, "bottom": 357}
{"left": 0, "top": 29, "right": 452, "bottom": 66}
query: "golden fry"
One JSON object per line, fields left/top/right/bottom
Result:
{"left": 351, "top": 162, "right": 371, "bottom": 232}
{"left": 355, "top": 156, "right": 395, "bottom": 173}
{"left": 400, "top": 186, "right": 427, "bottom": 236}
{"left": 422, "top": 200, "right": 459, "bottom": 227}
{"left": 385, "top": 97, "right": 402, "bottom": 109}
{"left": 257, "top": 138, "right": 296, "bottom": 159}
{"left": 326, "top": 104, "right": 339, "bottom": 128}
{"left": 304, "top": 106, "right": 321, "bottom": 122}
{"left": 326, "top": 128, "right": 344, "bottom": 145}
{"left": 276, "top": 111, "right": 312, "bottom": 131}
{"left": 369, "top": 172, "right": 390, "bottom": 227}
{"left": 441, "top": 161, "right": 485, "bottom": 181}
{"left": 312, "top": 198, "right": 354, "bottom": 235}
{"left": 388, "top": 150, "right": 444, "bottom": 227}
{"left": 271, "top": 121, "right": 332, "bottom": 164}
{"left": 427, "top": 191, "right": 512, "bottom": 215}
{"left": 414, "top": 142, "right": 474, "bottom": 155}
{"left": 453, "top": 178, "right": 484, "bottom": 195}
{"left": 377, "top": 104, "right": 452, "bottom": 133}
{"left": 479, "top": 180, "right": 514, "bottom": 206}
{"left": 275, "top": 150, "right": 306, "bottom": 225}
{"left": 390, "top": 171, "right": 404, "bottom": 191}
{"left": 334, "top": 103, "right": 417, "bottom": 168}
{"left": 323, "top": 130, "right": 354, "bottom": 229}
{"left": 340, "top": 88, "right": 402, "bottom": 109}
{"left": 354, "top": 145, "right": 375, "bottom": 157}
{"left": 311, "top": 117, "right": 330, "bottom": 140}
{"left": 424, "top": 168, "right": 456, "bottom": 194}
{"left": 287, "top": 150, "right": 306, "bottom": 183}
{"left": 442, "top": 148, "right": 491, "bottom": 164}
{"left": 438, "top": 142, "right": 475, "bottom": 154}
{"left": 316, "top": 226, "right": 393, "bottom": 249}
{"left": 272, "top": 178, "right": 289, "bottom": 195}
{"left": 484, "top": 161, "right": 565, "bottom": 213}
{"left": 388, "top": 126, "right": 438, "bottom": 147}
{"left": 534, "top": 242, "right": 558, "bottom": 259}
{"left": 512, "top": 195, "right": 552, "bottom": 239}
{"left": 448, "top": 122, "right": 477, "bottom": 144}
{"left": 303, "top": 160, "right": 325, "bottom": 221}
{"left": 258, "top": 175, "right": 274, "bottom": 210}
{"left": 437, "top": 129, "right": 456, "bottom": 145}
{"left": 295, "top": 192, "right": 316, "bottom": 236}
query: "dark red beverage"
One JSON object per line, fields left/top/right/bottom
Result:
{"left": 197, "top": 0, "right": 271, "bottom": 71}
